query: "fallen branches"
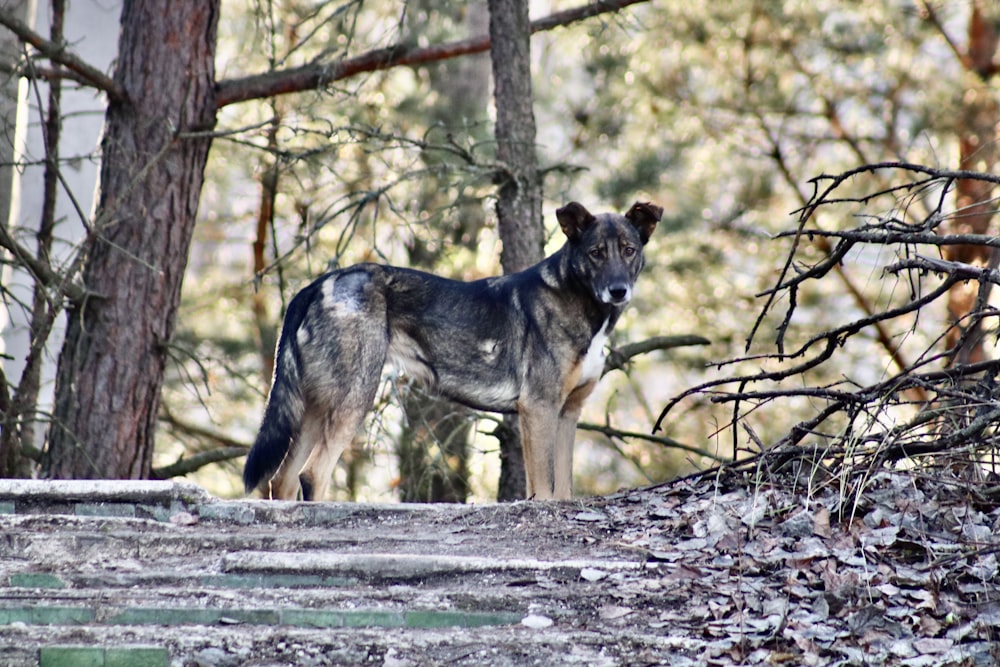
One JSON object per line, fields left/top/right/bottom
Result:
{"left": 658, "top": 163, "right": 1000, "bottom": 482}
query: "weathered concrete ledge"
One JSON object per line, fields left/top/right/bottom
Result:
{"left": 0, "top": 479, "right": 456, "bottom": 525}
{"left": 0, "top": 479, "right": 212, "bottom": 504}
{"left": 38, "top": 646, "right": 168, "bottom": 667}
{"left": 223, "top": 550, "right": 648, "bottom": 580}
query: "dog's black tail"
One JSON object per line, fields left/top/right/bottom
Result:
{"left": 243, "top": 282, "right": 317, "bottom": 495}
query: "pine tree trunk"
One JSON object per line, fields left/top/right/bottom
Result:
{"left": 44, "top": 1, "right": 219, "bottom": 479}
{"left": 489, "top": 0, "right": 543, "bottom": 274}
{"left": 945, "top": 3, "right": 1000, "bottom": 365}
{"left": 488, "top": 0, "right": 544, "bottom": 500}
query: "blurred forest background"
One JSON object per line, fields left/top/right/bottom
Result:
{"left": 2, "top": 0, "right": 1000, "bottom": 502}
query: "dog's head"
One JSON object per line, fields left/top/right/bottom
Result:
{"left": 556, "top": 201, "right": 662, "bottom": 307}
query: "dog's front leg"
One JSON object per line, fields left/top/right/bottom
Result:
{"left": 517, "top": 401, "right": 564, "bottom": 500}
{"left": 549, "top": 381, "right": 598, "bottom": 500}
{"left": 551, "top": 409, "right": 581, "bottom": 500}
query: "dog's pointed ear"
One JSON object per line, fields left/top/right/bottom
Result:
{"left": 556, "top": 201, "right": 596, "bottom": 241}
{"left": 625, "top": 201, "right": 662, "bottom": 245}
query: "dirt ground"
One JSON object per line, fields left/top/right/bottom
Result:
{"left": 1, "top": 469, "right": 998, "bottom": 666}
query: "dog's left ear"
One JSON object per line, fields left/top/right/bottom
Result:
{"left": 556, "top": 201, "right": 596, "bottom": 242}
{"left": 625, "top": 201, "right": 662, "bottom": 245}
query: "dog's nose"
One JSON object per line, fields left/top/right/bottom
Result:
{"left": 608, "top": 286, "right": 630, "bottom": 304}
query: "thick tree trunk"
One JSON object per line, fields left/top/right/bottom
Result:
{"left": 44, "top": 1, "right": 219, "bottom": 479}
{"left": 489, "top": 0, "right": 544, "bottom": 500}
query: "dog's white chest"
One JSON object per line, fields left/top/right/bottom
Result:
{"left": 578, "top": 318, "right": 610, "bottom": 386}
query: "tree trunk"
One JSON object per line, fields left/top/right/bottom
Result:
{"left": 0, "top": 0, "right": 50, "bottom": 478}
{"left": 945, "top": 2, "right": 1000, "bottom": 365}
{"left": 489, "top": 0, "right": 544, "bottom": 274}
{"left": 252, "top": 112, "right": 280, "bottom": 389}
{"left": 43, "top": 1, "right": 219, "bottom": 479}
{"left": 489, "top": 0, "right": 544, "bottom": 500}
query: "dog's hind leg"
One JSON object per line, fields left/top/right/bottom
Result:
{"left": 271, "top": 380, "right": 379, "bottom": 501}
{"left": 272, "top": 266, "right": 390, "bottom": 501}
{"left": 268, "top": 410, "right": 323, "bottom": 500}
{"left": 298, "top": 406, "right": 370, "bottom": 501}
{"left": 297, "top": 325, "right": 386, "bottom": 500}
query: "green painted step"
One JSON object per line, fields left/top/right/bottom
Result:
{"left": 39, "top": 646, "right": 168, "bottom": 667}
{"left": 2, "top": 604, "right": 521, "bottom": 629}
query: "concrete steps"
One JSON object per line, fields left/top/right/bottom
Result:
{"left": 0, "top": 481, "right": 668, "bottom": 667}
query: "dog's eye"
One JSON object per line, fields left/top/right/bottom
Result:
{"left": 589, "top": 248, "right": 603, "bottom": 259}
{"left": 622, "top": 246, "right": 636, "bottom": 258}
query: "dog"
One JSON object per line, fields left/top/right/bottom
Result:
{"left": 243, "top": 200, "right": 661, "bottom": 501}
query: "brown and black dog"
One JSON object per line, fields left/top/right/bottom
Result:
{"left": 243, "top": 201, "right": 661, "bottom": 501}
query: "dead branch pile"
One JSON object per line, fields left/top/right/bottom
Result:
{"left": 657, "top": 162, "right": 1000, "bottom": 486}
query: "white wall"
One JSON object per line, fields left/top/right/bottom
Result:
{"left": 0, "top": 1, "right": 121, "bottom": 447}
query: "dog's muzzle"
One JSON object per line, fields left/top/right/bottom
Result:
{"left": 600, "top": 284, "right": 632, "bottom": 306}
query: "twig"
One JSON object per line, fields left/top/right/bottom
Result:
{"left": 655, "top": 276, "right": 956, "bottom": 433}
{"left": 152, "top": 447, "right": 249, "bottom": 480}
{"left": 654, "top": 162, "right": 1000, "bottom": 494}
{"left": 0, "top": 224, "right": 92, "bottom": 304}
{"left": 603, "top": 334, "right": 710, "bottom": 375}
{"left": 657, "top": 163, "right": 1000, "bottom": 485}
{"left": 0, "top": 7, "right": 126, "bottom": 102}
{"left": 577, "top": 421, "right": 725, "bottom": 462}
{"left": 159, "top": 406, "right": 250, "bottom": 451}
{"left": 887, "top": 255, "right": 1000, "bottom": 286}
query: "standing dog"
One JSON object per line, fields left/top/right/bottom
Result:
{"left": 243, "top": 201, "right": 661, "bottom": 501}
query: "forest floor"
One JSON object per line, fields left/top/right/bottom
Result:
{"left": 0, "top": 466, "right": 998, "bottom": 666}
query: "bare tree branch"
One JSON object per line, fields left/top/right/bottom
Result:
{"left": 754, "top": 120, "right": 927, "bottom": 376}
{"left": 0, "top": 7, "right": 126, "bottom": 102}
{"left": 216, "top": 0, "right": 650, "bottom": 108}
{"left": 603, "top": 334, "right": 710, "bottom": 375}
{"left": 152, "top": 447, "right": 248, "bottom": 480}
{"left": 655, "top": 273, "right": 957, "bottom": 433}
{"left": 1, "top": 1, "right": 649, "bottom": 110}
{"left": 918, "top": 0, "right": 972, "bottom": 72}
{"left": 577, "top": 421, "right": 725, "bottom": 461}
{"left": 888, "top": 254, "right": 1000, "bottom": 285}
{"left": 0, "top": 224, "right": 90, "bottom": 303}
{"left": 154, "top": 407, "right": 250, "bottom": 479}
{"left": 159, "top": 407, "right": 251, "bottom": 451}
